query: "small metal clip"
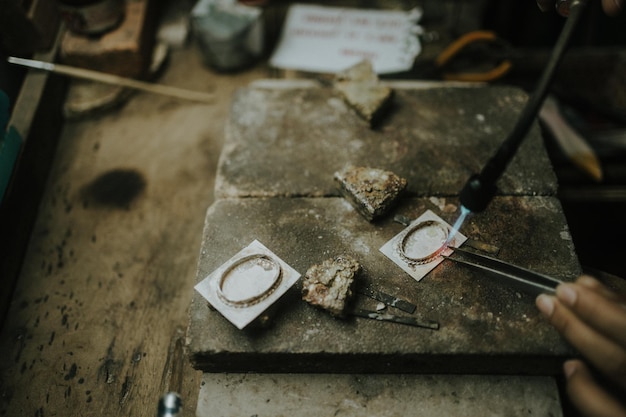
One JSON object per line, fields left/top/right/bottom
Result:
{"left": 350, "top": 308, "right": 439, "bottom": 330}
{"left": 358, "top": 287, "right": 417, "bottom": 314}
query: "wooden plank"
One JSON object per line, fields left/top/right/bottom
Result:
{"left": 0, "top": 31, "right": 65, "bottom": 325}
{"left": 0, "top": 46, "right": 267, "bottom": 417}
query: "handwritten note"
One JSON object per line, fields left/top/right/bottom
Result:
{"left": 269, "top": 4, "right": 423, "bottom": 74}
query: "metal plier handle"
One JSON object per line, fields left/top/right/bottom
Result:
{"left": 435, "top": 30, "right": 513, "bottom": 82}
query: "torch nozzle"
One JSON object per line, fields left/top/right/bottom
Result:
{"left": 459, "top": 174, "right": 497, "bottom": 213}
{"left": 456, "top": 0, "right": 587, "bottom": 213}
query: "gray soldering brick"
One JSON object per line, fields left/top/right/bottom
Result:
{"left": 188, "top": 196, "right": 578, "bottom": 373}
{"left": 215, "top": 81, "right": 557, "bottom": 199}
{"left": 197, "top": 373, "right": 563, "bottom": 417}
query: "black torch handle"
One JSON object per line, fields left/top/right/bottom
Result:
{"left": 459, "top": 0, "right": 588, "bottom": 213}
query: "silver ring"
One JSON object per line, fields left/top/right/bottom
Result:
{"left": 399, "top": 220, "right": 449, "bottom": 265}
{"left": 217, "top": 254, "right": 282, "bottom": 308}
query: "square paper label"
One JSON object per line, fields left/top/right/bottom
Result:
{"left": 270, "top": 4, "right": 422, "bottom": 74}
{"left": 195, "top": 240, "right": 301, "bottom": 329}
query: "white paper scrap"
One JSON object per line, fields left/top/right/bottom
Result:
{"left": 195, "top": 240, "right": 301, "bottom": 329}
{"left": 270, "top": 4, "right": 423, "bottom": 74}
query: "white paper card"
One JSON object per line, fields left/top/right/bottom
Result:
{"left": 195, "top": 240, "right": 301, "bottom": 329}
{"left": 270, "top": 4, "right": 423, "bottom": 74}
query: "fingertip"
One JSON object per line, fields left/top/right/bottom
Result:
{"left": 577, "top": 275, "right": 600, "bottom": 288}
{"left": 536, "top": 294, "right": 556, "bottom": 317}
{"left": 576, "top": 275, "right": 624, "bottom": 302}
{"left": 556, "top": 283, "right": 578, "bottom": 307}
{"left": 563, "top": 359, "right": 582, "bottom": 379}
{"left": 564, "top": 359, "right": 626, "bottom": 417}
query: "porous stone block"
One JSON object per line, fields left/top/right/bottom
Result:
{"left": 59, "top": 0, "right": 156, "bottom": 78}
{"left": 334, "top": 166, "right": 407, "bottom": 221}
{"left": 187, "top": 196, "right": 579, "bottom": 373}
{"left": 334, "top": 60, "right": 394, "bottom": 126}
{"left": 302, "top": 255, "right": 360, "bottom": 317}
{"left": 197, "top": 373, "right": 563, "bottom": 417}
{"left": 215, "top": 80, "right": 557, "bottom": 199}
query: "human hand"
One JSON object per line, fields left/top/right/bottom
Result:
{"left": 536, "top": 0, "right": 624, "bottom": 16}
{"left": 536, "top": 275, "right": 626, "bottom": 417}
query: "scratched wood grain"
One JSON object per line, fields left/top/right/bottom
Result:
{"left": 0, "top": 47, "right": 266, "bottom": 417}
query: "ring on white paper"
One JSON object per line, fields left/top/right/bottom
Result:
{"left": 217, "top": 254, "right": 282, "bottom": 308}
{"left": 399, "top": 220, "right": 449, "bottom": 265}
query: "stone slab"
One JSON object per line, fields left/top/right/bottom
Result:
{"left": 59, "top": 0, "right": 156, "bottom": 78}
{"left": 188, "top": 196, "right": 580, "bottom": 373}
{"left": 215, "top": 80, "right": 558, "bottom": 198}
{"left": 196, "top": 373, "right": 563, "bottom": 417}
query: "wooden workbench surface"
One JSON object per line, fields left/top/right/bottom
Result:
{"left": 0, "top": 47, "right": 265, "bottom": 417}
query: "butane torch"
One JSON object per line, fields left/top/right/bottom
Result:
{"left": 459, "top": 0, "right": 588, "bottom": 214}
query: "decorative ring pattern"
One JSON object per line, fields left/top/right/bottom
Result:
{"left": 217, "top": 254, "right": 282, "bottom": 308}
{"left": 399, "top": 220, "right": 450, "bottom": 265}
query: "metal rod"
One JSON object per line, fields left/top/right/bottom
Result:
{"left": 351, "top": 308, "right": 440, "bottom": 330}
{"left": 459, "top": 0, "right": 588, "bottom": 212}
{"left": 357, "top": 287, "right": 417, "bottom": 314}
{"left": 7, "top": 57, "right": 214, "bottom": 104}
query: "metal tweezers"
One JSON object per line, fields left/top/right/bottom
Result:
{"left": 442, "top": 246, "right": 562, "bottom": 295}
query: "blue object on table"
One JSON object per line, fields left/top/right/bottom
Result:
{"left": 0, "top": 89, "right": 24, "bottom": 203}
{"left": 0, "top": 90, "right": 7, "bottom": 130}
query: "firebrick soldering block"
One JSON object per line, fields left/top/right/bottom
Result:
{"left": 335, "top": 166, "right": 407, "bottom": 221}
{"left": 59, "top": 0, "right": 156, "bottom": 78}
{"left": 187, "top": 196, "right": 579, "bottom": 374}
{"left": 334, "top": 60, "right": 393, "bottom": 126}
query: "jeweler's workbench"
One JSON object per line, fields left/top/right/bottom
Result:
{"left": 188, "top": 80, "right": 580, "bottom": 374}
{"left": 0, "top": 55, "right": 583, "bottom": 417}
{"left": 183, "top": 79, "right": 588, "bottom": 416}
{"left": 3, "top": 0, "right": 626, "bottom": 409}
{"left": 0, "top": 47, "right": 263, "bottom": 417}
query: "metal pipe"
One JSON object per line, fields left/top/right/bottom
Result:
{"left": 459, "top": 0, "right": 588, "bottom": 212}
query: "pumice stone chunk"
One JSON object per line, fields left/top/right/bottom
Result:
{"left": 302, "top": 255, "right": 361, "bottom": 317}
{"left": 335, "top": 166, "right": 407, "bottom": 221}
{"left": 334, "top": 60, "right": 394, "bottom": 126}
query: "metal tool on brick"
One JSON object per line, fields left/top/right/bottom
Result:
{"left": 442, "top": 246, "right": 562, "bottom": 295}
